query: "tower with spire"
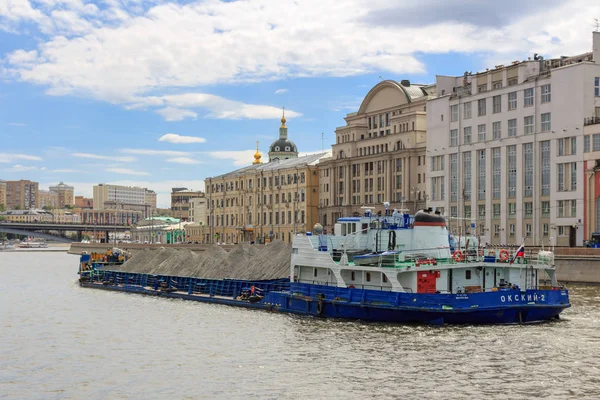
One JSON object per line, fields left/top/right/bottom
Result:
{"left": 268, "top": 107, "right": 298, "bottom": 162}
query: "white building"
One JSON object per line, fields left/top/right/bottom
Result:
{"left": 427, "top": 31, "right": 600, "bottom": 247}
{"left": 188, "top": 197, "right": 206, "bottom": 224}
{"left": 93, "top": 184, "right": 155, "bottom": 215}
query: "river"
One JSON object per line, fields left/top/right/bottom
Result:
{"left": 1, "top": 250, "right": 600, "bottom": 399}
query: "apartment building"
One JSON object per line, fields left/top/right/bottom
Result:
{"left": 171, "top": 188, "right": 204, "bottom": 221}
{"left": 93, "top": 184, "right": 155, "bottom": 216}
{"left": 6, "top": 180, "right": 38, "bottom": 209}
{"left": 49, "top": 182, "right": 75, "bottom": 208}
{"left": 426, "top": 31, "right": 600, "bottom": 247}
{"left": 318, "top": 79, "right": 435, "bottom": 232}
{"left": 0, "top": 180, "right": 6, "bottom": 209}
{"left": 38, "top": 190, "right": 59, "bottom": 209}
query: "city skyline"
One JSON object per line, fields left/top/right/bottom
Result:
{"left": 2, "top": 0, "right": 600, "bottom": 208}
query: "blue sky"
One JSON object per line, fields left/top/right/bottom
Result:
{"left": 1, "top": 0, "right": 598, "bottom": 207}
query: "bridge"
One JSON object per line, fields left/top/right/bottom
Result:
{"left": 0, "top": 222, "right": 131, "bottom": 243}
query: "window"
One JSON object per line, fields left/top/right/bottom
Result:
{"left": 509, "top": 224, "right": 515, "bottom": 238}
{"left": 508, "top": 119, "right": 517, "bottom": 137}
{"left": 466, "top": 270, "right": 472, "bottom": 280}
{"left": 524, "top": 116, "right": 534, "bottom": 135}
{"left": 493, "top": 204, "right": 501, "bottom": 219}
{"left": 524, "top": 88, "right": 534, "bottom": 107}
{"left": 508, "top": 203, "right": 516, "bottom": 218}
{"left": 464, "top": 102, "right": 472, "bottom": 119}
{"left": 478, "top": 99, "right": 486, "bottom": 116}
{"left": 508, "top": 77, "right": 518, "bottom": 86}
{"left": 594, "top": 134, "right": 600, "bottom": 151}
{"left": 541, "top": 84, "right": 551, "bottom": 103}
{"left": 508, "top": 145, "right": 517, "bottom": 198}
{"left": 541, "top": 141, "right": 551, "bottom": 196}
{"left": 558, "top": 200, "right": 564, "bottom": 217}
{"left": 492, "top": 147, "right": 501, "bottom": 199}
{"left": 478, "top": 124, "right": 486, "bottom": 142}
{"left": 571, "top": 199, "right": 577, "bottom": 217}
{"left": 493, "top": 95, "right": 501, "bottom": 113}
{"left": 494, "top": 224, "right": 500, "bottom": 237}
{"left": 492, "top": 121, "right": 501, "bottom": 140}
{"left": 463, "top": 126, "right": 472, "bottom": 144}
{"left": 585, "top": 135, "right": 591, "bottom": 153}
{"left": 571, "top": 137, "right": 577, "bottom": 155}
{"left": 541, "top": 113, "right": 551, "bottom": 132}
{"left": 493, "top": 81, "right": 502, "bottom": 89}
{"left": 451, "top": 105, "right": 459, "bottom": 122}
{"left": 463, "top": 152, "right": 471, "bottom": 201}
{"left": 524, "top": 143, "right": 533, "bottom": 198}
{"left": 478, "top": 204, "right": 486, "bottom": 219}
{"left": 524, "top": 202, "right": 533, "bottom": 218}
{"left": 596, "top": 77, "right": 600, "bottom": 97}
{"left": 478, "top": 84, "right": 487, "bottom": 93}
{"left": 450, "top": 154, "right": 458, "bottom": 202}
{"left": 451, "top": 206, "right": 458, "bottom": 218}
{"left": 464, "top": 205, "right": 471, "bottom": 219}
{"left": 450, "top": 129, "right": 458, "bottom": 147}
{"left": 543, "top": 223, "right": 549, "bottom": 237}
{"left": 508, "top": 92, "right": 517, "bottom": 110}
{"left": 526, "top": 224, "right": 532, "bottom": 237}
{"left": 558, "top": 163, "right": 565, "bottom": 192}
{"left": 478, "top": 150, "right": 486, "bottom": 200}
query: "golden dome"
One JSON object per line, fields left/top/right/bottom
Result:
{"left": 280, "top": 106, "right": 286, "bottom": 127}
{"left": 252, "top": 141, "right": 262, "bottom": 164}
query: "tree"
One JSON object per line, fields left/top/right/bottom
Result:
{"left": 0, "top": 203, "right": 5, "bottom": 212}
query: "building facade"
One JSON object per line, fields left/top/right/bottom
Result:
{"left": 75, "top": 196, "right": 93, "bottom": 209}
{"left": 78, "top": 209, "right": 143, "bottom": 225}
{"left": 6, "top": 180, "right": 38, "bottom": 209}
{"left": 93, "top": 184, "right": 154, "bottom": 215}
{"left": 0, "top": 209, "right": 80, "bottom": 223}
{"left": 49, "top": 182, "right": 75, "bottom": 208}
{"left": 0, "top": 181, "right": 6, "bottom": 209}
{"left": 189, "top": 197, "right": 207, "bottom": 224}
{"left": 318, "top": 79, "right": 435, "bottom": 232}
{"left": 38, "top": 190, "right": 59, "bottom": 209}
{"left": 170, "top": 188, "right": 205, "bottom": 221}
{"left": 427, "top": 31, "right": 600, "bottom": 247}
{"left": 583, "top": 116, "right": 600, "bottom": 240}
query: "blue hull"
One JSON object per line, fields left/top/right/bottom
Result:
{"left": 78, "top": 270, "right": 570, "bottom": 325}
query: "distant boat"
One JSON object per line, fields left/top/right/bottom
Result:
{"left": 0, "top": 243, "right": 16, "bottom": 251}
{"left": 19, "top": 241, "right": 48, "bottom": 248}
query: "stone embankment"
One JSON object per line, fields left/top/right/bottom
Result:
{"left": 109, "top": 241, "right": 292, "bottom": 281}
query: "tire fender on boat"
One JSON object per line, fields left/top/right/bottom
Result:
{"left": 316, "top": 298, "right": 324, "bottom": 316}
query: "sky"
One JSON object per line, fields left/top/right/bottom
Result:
{"left": 1, "top": 0, "right": 600, "bottom": 207}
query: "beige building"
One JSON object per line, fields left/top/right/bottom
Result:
{"left": 75, "top": 196, "right": 93, "bottom": 209}
{"left": 171, "top": 188, "right": 205, "bottom": 221}
{"left": 184, "top": 222, "right": 206, "bottom": 243}
{"left": 6, "top": 180, "right": 39, "bottom": 209}
{"left": 38, "top": 190, "right": 59, "bottom": 209}
{"left": 93, "top": 183, "right": 155, "bottom": 217}
{"left": 0, "top": 209, "right": 80, "bottom": 223}
{"left": 0, "top": 180, "right": 7, "bottom": 209}
{"left": 318, "top": 79, "right": 435, "bottom": 232}
{"left": 49, "top": 182, "right": 75, "bottom": 208}
{"left": 205, "top": 118, "right": 326, "bottom": 244}
{"left": 189, "top": 197, "right": 207, "bottom": 223}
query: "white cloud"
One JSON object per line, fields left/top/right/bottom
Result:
{"left": 207, "top": 150, "right": 257, "bottom": 167}
{"left": 166, "top": 157, "right": 202, "bottom": 164}
{"left": 0, "top": 153, "right": 42, "bottom": 163}
{"left": 155, "top": 107, "right": 198, "bottom": 121}
{"left": 274, "top": 88, "right": 288, "bottom": 94}
{"left": 120, "top": 148, "right": 191, "bottom": 157}
{"left": 105, "top": 167, "right": 151, "bottom": 176}
{"left": 49, "top": 168, "right": 78, "bottom": 173}
{"left": 2, "top": 164, "right": 37, "bottom": 172}
{"left": 7, "top": 121, "right": 26, "bottom": 126}
{"left": 73, "top": 152, "right": 136, "bottom": 162}
{"left": 136, "top": 93, "right": 302, "bottom": 121}
{"left": 159, "top": 133, "right": 206, "bottom": 144}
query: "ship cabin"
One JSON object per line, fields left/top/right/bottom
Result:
{"left": 292, "top": 209, "right": 560, "bottom": 295}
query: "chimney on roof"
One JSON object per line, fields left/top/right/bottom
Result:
{"left": 400, "top": 79, "right": 411, "bottom": 87}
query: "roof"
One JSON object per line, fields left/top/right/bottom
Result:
{"left": 209, "top": 152, "right": 329, "bottom": 179}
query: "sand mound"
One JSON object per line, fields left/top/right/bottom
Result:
{"left": 112, "top": 241, "right": 291, "bottom": 280}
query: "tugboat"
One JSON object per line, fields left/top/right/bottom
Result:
{"left": 76, "top": 205, "right": 569, "bottom": 325}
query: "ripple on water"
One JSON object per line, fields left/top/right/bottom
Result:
{"left": 1, "top": 252, "right": 600, "bottom": 399}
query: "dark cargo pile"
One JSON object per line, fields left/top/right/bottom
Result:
{"left": 110, "top": 240, "right": 292, "bottom": 280}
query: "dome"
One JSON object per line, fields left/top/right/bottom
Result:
{"left": 269, "top": 138, "right": 298, "bottom": 154}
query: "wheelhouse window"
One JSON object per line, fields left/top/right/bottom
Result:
{"left": 465, "top": 270, "right": 472, "bottom": 280}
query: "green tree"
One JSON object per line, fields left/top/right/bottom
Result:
{"left": 0, "top": 203, "right": 5, "bottom": 212}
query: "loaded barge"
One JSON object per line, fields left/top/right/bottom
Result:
{"left": 78, "top": 208, "right": 570, "bottom": 325}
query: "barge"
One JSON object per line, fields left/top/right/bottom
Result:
{"left": 78, "top": 207, "right": 570, "bottom": 325}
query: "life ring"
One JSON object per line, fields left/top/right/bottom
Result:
{"left": 452, "top": 250, "right": 464, "bottom": 262}
{"left": 316, "top": 298, "right": 324, "bottom": 316}
{"left": 499, "top": 249, "right": 510, "bottom": 262}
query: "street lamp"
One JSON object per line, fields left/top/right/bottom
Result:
{"left": 411, "top": 186, "right": 420, "bottom": 214}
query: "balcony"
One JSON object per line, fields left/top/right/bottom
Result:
{"left": 584, "top": 117, "right": 600, "bottom": 126}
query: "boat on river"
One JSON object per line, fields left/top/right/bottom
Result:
{"left": 19, "top": 240, "right": 48, "bottom": 248}
{"left": 77, "top": 206, "right": 570, "bottom": 325}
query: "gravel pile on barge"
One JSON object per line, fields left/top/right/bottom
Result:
{"left": 111, "top": 241, "right": 292, "bottom": 280}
